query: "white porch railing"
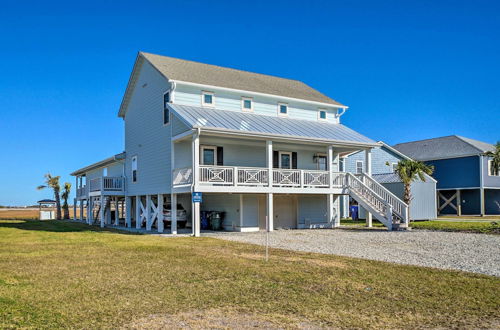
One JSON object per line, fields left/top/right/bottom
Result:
{"left": 76, "top": 185, "right": 87, "bottom": 197}
{"left": 88, "top": 177, "right": 124, "bottom": 193}
{"left": 173, "top": 167, "right": 193, "bottom": 185}
{"left": 195, "top": 165, "right": 344, "bottom": 189}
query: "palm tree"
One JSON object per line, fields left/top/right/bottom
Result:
{"left": 61, "top": 182, "right": 72, "bottom": 219}
{"left": 37, "top": 173, "right": 62, "bottom": 220}
{"left": 485, "top": 141, "right": 500, "bottom": 176}
{"left": 395, "top": 159, "right": 434, "bottom": 219}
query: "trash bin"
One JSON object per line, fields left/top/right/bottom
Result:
{"left": 350, "top": 205, "right": 359, "bottom": 220}
{"left": 201, "top": 211, "right": 210, "bottom": 230}
{"left": 209, "top": 211, "right": 225, "bottom": 231}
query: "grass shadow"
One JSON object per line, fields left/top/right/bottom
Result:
{"left": 0, "top": 219, "right": 142, "bottom": 235}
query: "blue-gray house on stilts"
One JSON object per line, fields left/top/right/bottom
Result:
{"left": 394, "top": 135, "right": 500, "bottom": 216}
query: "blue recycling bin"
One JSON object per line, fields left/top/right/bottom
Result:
{"left": 350, "top": 205, "right": 359, "bottom": 220}
{"left": 201, "top": 211, "right": 210, "bottom": 230}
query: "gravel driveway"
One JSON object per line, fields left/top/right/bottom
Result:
{"left": 206, "top": 229, "right": 500, "bottom": 277}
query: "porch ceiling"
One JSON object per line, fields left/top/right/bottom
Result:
{"left": 168, "top": 104, "right": 378, "bottom": 147}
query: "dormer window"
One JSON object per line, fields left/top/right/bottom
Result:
{"left": 242, "top": 97, "right": 253, "bottom": 112}
{"left": 202, "top": 91, "right": 214, "bottom": 107}
{"left": 278, "top": 103, "right": 288, "bottom": 116}
{"left": 318, "top": 109, "right": 327, "bottom": 120}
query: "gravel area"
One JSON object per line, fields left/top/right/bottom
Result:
{"left": 206, "top": 229, "right": 500, "bottom": 277}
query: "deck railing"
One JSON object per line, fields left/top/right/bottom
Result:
{"left": 194, "top": 165, "right": 345, "bottom": 189}
{"left": 88, "top": 177, "right": 124, "bottom": 193}
{"left": 76, "top": 185, "right": 87, "bottom": 197}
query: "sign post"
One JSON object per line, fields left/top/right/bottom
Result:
{"left": 192, "top": 192, "right": 202, "bottom": 237}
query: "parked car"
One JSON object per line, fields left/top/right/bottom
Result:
{"left": 163, "top": 203, "right": 187, "bottom": 228}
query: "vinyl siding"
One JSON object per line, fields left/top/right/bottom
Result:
{"left": 124, "top": 61, "right": 171, "bottom": 195}
{"left": 297, "top": 195, "right": 328, "bottom": 225}
{"left": 482, "top": 155, "right": 500, "bottom": 187}
{"left": 380, "top": 180, "right": 436, "bottom": 220}
{"left": 241, "top": 195, "right": 259, "bottom": 227}
{"left": 174, "top": 84, "right": 341, "bottom": 124}
{"left": 427, "top": 156, "right": 480, "bottom": 189}
{"left": 200, "top": 193, "right": 240, "bottom": 230}
{"left": 171, "top": 113, "right": 191, "bottom": 136}
{"left": 174, "top": 140, "right": 192, "bottom": 169}
{"left": 346, "top": 146, "right": 402, "bottom": 174}
{"left": 485, "top": 189, "right": 500, "bottom": 214}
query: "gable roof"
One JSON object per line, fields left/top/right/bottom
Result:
{"left": 373, "top": 172, "right": 436, "bottom": 184}
{"left": 70, "top": 152, "right": 125, "bottom": 176}
{"left": 169, "top": 104, "right": 376, "bottom": 146}
{"left": 119, "top": 52, "right": 344, "bottom": 117}
{"left": 393, "top": 135, "right": 495, "bottom": 161}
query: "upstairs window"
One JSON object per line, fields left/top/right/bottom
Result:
{"left": 202, "top": 91, "right": 214, "bottom": 107}
{"left": 242, "top": 97, "right": 253, "bottom": 112}
{"left": 163, "top": 92, "right": 170, "bottom": 125}
{"left": 278, "top": 103, "right": 288, "bottom": 116}
{"left": 392, "top": 162, "right": 398, "bottom": 172}
{"left": 356, "top": 161, "right": 363, "bottom": 174}
{"left": 132, "top": 156, "right": 138, "bottom": 183}
{"left": 489, "top": 159, "right": 499, "bottom": 176}
{"left": 318, "top": 109, "right": 327, "bottom": 120}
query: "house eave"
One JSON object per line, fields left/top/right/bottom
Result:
{"left": 70, "top": 152, "right": 125, "bottom": 176}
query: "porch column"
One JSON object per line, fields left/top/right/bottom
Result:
{"left": 171, "top": 193, "right": 177, "bottom": 235}
{"left": 99, "top": 196, "right": 105, "bottom": 228}
{"left": 365, "top": 149, "right": 373, "bottom": 227}
{"left": 192, "top": 132, "right": 200, "bottom": 191}
{"left": 114, "top": 197, "right": 120, "bottom": 226}
{"left": 88, "top": 197, "right": 93, "bottom": 225}
{"left": 79, "top": 200, "right": 84, "bottom": 221}
{"left": 125, "top": 196, "right": 131, "bottom": 227}
{"left": 135, "top": 196, "right": 141, "bottom": 229}
{"left": 480, "top": 188, "right": 485, "bottom": 216}
{"left": 105, "top": 198, "right": 112, "bottom": 225}
{"left": 479, "top": 155, "right": 485, "bottom": 216}
{"left": 457, "top": 189, "right": 462, "bottom": 216}
{"left": 145, "top": 195, "right": 152, "bottom": 231}
{"left": 327, "top": 145, "right": 334, "bottom": 188}
{"left": 266, "top": 193, "right": 274, "bottom": 232}
{"left": 192, "top": 201, "right": 200, "bottom": 237}
{"left": 266, "top": 141, "right": 273, "bottom": 187}
{"left": 73, "top": 198, "right": 77, "bottom": 220}
{"left": 157, "top": 194, "right": 164, "bottom": 233}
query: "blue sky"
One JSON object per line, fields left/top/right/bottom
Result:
{"left": 0, "top": 0, "right": 499, "bottom": 205}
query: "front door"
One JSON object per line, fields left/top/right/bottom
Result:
{"left": 274, "top": 195, "right": 296, "bottom": 229}
{"left": 279, "top": 152, "right": 292, "bottom": 169}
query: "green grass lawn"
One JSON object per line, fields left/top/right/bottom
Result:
{"left": 411, "top": 220, "right": 500, "bottom": 234}
{"left": 0, "top": 220, "right": 499, "bottom": 328}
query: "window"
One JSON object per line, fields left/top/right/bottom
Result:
{"left": 279, "top": 151, "right": 292, "bottom": 169}
{"left": 489, "top": 159, "right": 499, "bottom": 176}
{"left": 317, "top": 155, "right": 327, "bottom": 171}
{"left": 132, "top": 156, "right": 138, "bottom": 183}
{"left": 201, "top": 146, "right": 217, "bottom": 165}
{"left": 318, "top": 109, "right": 327, "bottom": 120}
{"left": 103, "top": 167, "right": 108, "bottom": 177}
{"left": 356, "top": 161, "right": 363, "bottom": 174}
{"left": 202, "top": 91, "right": 214, "bottom": 107}
{"left": 392, "top": 163, "right": 398, "bottom": 172}
{"left": 163, "top": 92, "right": 170, "bottom": 125}
{"left": 241, "top": 97, "right": 253, "bottom": 112}
{"left": 278, "top": 103, "right": 288, "bottom": 116}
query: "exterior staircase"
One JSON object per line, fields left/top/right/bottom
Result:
{"left": 344, "top": 173, "right": 409, "bottom": 230}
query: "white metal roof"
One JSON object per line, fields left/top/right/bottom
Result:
{"left": 169, "top": 104, "right": 377, "bottom": 146}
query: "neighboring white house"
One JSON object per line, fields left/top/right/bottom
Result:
{"left": 71, "top": 52, "right": 410, "bottom": 235}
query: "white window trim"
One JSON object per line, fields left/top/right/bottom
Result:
{"left": 103, "top": 167, "right": 108, "bottom": 177}
{"left": 200, "top": 145, "right": 217, "bottom": 165}
{"left": 356, "top": 160, "right": 363, "bottom": 174}
{"left": 131, "top": 156, "right": 138, "bottom": 183}
{"left": 392, "top": 162, "right": 398, "bottom": 172}
{"left": 318, "top": 109, "right": 328, "bottom": 121}
{"left": 241, "top": 97, "right": 253, "bottom": 112}
{"left": 279, "top": 151, "right": 292, "bottom": 169}
{"left": 201, "top": 91, "right": 215, "bottom": 107}
{"left": 488, "top": 159, "right": 499, "bottom": 176}
{"left": 277, "top": 102, "right": 288, "bottom": 117}
{"left": 163, "top": 91, "right": 171, "bottom": 126}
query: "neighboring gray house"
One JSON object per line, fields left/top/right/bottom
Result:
{"left": 342, "top": 142, "right": 437, "bottom": 221}
{"left": 394, "top": 135, "right": 500, "bottom": 215}
{"left": 71, "top": 52, "right": 411, "bottom": 234}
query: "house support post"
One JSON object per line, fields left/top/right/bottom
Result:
{"left": 135, "top": 196, "right": 141, "bottom": 229}
{"left": 114, "top": 197, "right": 120, "bottom": 226}
{"left": 87, "top": 197, "right": 93, "bottom": 225}
{"left": 73, "top": 198, "right": 77, "bottom": 220}
{"left": 79, "top": 200, "right": 84, "bottom": 221}
{"left": 266, "top": 193, "right": 274, "bottom": 232}
{"left": 480, "top": 188, "right": 485, "bottom": 216}
{"left": 192, "top": 132, "right": 200, "bottom": 237}
{"left": 125, "top": 196, "right": 131, "bottom": 227}
{"left": 365, "top": 149, "right": 373, "bottom": 227}
{"left": 171, "top": 194, "right": 177, "bottom": 235}
{"left": 145, "top": 195, "right": 152, "bottom": 231}
{"left": 157, "top": 194, "right": 164, "bottom": 233}
{"left": 99, "top": 196, "right": 105, "bottom": 228}
{"left": 456, "top": 189, "right": 461, "bottom": 216}
{"left": 327, "top": 194, "right": 339, "bottom": 227}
